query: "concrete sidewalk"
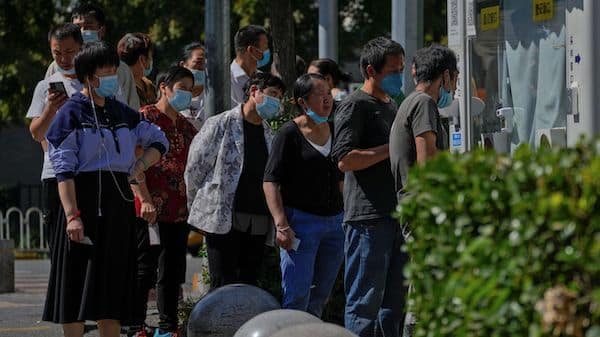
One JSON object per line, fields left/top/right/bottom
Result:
{"left": 0, "top": 257, "right": 206, "bottom": 337}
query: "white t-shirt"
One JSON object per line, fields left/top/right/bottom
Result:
{"left": 26, "top": 72, "right": 83, "bottom": 181}
{"left": 230, "top": 60, "right": 261, "bottom": 107}
{"left": 306, "top": 136, "right": 332, "bottom": 157}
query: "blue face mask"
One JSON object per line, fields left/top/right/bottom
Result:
{"left": 256, "top": 93, "right": 281, "bottom": 120}
{"left": 168, "top": 89, "right": 193, "bottom": 111}
{"left": 438, "top": 85, "right": 453, "bottom": 109}
{"left": 191, "top": 69, "right": 206, "bottom": 86}
{"left": 257, "top": 49, "right": 271, "bottom": 68}
{"left": 81, "top": 30, "right": 100, "bottom": 43}
{"left": 306, "top": 109, "right": 328, "bottom": 124}
{"left": 143, "top": 58, "right": 153, "bottom": 77}
{"left": 94, "top": 74, "right": 119, "bottom": 98}
{"left": 381, "top": 72, "right": 404, "bottom": 97}
{"left": 57, "top": 64, "right": 76, "bottom": 75}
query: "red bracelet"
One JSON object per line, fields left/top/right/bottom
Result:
{"left": 67, "top": 210, "right": 81, "bottom": 224}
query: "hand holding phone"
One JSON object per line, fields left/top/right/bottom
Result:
{"left": 49, "top": 81, "right": 68, "bottom": 96}
{"left": 47, "top": 82, "right": 68, "bottom": 113}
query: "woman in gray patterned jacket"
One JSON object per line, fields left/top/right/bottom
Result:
{"left": 184, "top": 72, "right": 286, "bottom": 288}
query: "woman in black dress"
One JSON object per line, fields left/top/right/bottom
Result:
{"left": 43, "top": 41, "right": 168, "bottom": 337}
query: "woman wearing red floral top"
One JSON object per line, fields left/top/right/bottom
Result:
{"left": 129, "top": 66, "right": 197, "bottom": 337}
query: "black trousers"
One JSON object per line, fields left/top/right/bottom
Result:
{"left": 41, "top": 178, "right": 60, "bottom": 253}
{"left": 131, "top": 219, "right": 189, "bottom": 332}
{"left": 205, "top": 228, "right": 267, "bottom": 289}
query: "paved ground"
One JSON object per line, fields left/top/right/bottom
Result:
{"left": 0, "top": 257, "right": 206, "bottom": 337}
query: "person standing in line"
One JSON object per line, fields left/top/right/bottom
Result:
{"left": 44, "top": 3, "right": 140, "bottom": 110}
{"left": 43, "top": 41, "right": 168, "bottom": 337}
{"left": 307, "top": 58, "right": 352, "bottom": 102}
{"left": 331, "top": 36, "right": 408, "bottom": 337}
{"left": 230, "top": 25, "right": 271, "bottom": 106}
{"left": 185, "top": 72, "right": 285, "bottom": 289}
{"left": 128, "top": 66, "right": 197, "bottom": 337}
{"left": 178, "top": 42, "right": 208, "bottom": 130}
{"left": 27, "top": 23, "right": 84, "bottom": 253}
{"left": 390, "top": 45, "right": 456, "bottom": 197}
{"left": 117, "top": 32, "right": 157, "bottom": 107}
{"left": 263, "top": 73, "right": 344, "bottom": 317}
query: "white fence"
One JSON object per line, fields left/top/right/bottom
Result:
{"left": 0, "top": 207, "right": 47, "bottom": 251}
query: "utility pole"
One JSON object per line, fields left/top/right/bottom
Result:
{"left": 391, "top": 0, "right": 423, "bottom": 94}
{"left": 318, "top": 0, "right": 338, "bottom": 61}
{"left": 204, "top": 0, "right": 231, "bottom": 115}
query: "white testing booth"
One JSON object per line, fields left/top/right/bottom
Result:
{"left": 446, "top": 0, "right": 600, "bottom": 153}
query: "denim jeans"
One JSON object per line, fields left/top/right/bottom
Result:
{"left": 280, "top": 207, "right": 344, "bottom": 317}
{"left": 344, "top": 217, "right": 409, "bottom": 337}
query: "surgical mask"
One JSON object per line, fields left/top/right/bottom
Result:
{"left": 381, "top": 72, "right": 404, "bottom": 97}
{"left": 438, "top": 85, "right": 453, "bottom": 109}
{"left": 257, "top": 49, "right": 271, "bottom": 68}
{"left": 81, "top": 30, "right": 100, "bottom": 43}
{"left": 191, "top": 69, "right": 206, "bottom": 86}
{"left": 306, "top": 109, "right": 328, "bottom": 124}
{"left": 94, "top": 74, "right": 119, "bottom": 98}
{"left": 168, "top": 89, "right": 193, "bottom": 111}
{"left": 57, "top": 65, "right": 76, "bottom": 75}
{"left": 143, "top": 58, "right": 153, "bottom": 77}
{"left": 256, "top": 93, "right": 281, "bottom": 120}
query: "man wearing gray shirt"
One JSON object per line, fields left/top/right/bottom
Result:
{"left": 390, "top": 45, "right": 457, "bottom": 197}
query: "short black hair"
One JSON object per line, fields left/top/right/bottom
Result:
{"left": 413, "top": 45, "right": 458, "bottom": 84}
{"left": 180, "top": 42, "right": 205, "bottom": 63}
{"left": 48, "top": 23, "right": 83, "bottom": 45}
{"left": 71, "top": 3, "right": 106, "bottom": 26}
{"left": 242, "top": 72, "right": 286, "bottom": 102}
{"left": 74, "top": 41, "right": 120, "bottom": 83}
{"left": 296, "top": 55, "right": 307, "bottom": 78}
{"left": 309, "top": 58, "right": 352, "bottom": 85}
{"left": 359, "top": 36, "right": 405, "bottom": 79}
{"left": 234, "top": 25, "right": 267, "bottom": 54}
{"left": 293, "top": 73, "right": 326, "bottom": 113}
{"left": 117, "top": 33, "right": 153, "bottom": 66}
{"left": 156, "top": 65, "right": 195, "bottom": 89}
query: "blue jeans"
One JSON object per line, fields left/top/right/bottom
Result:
{"left": 280, "top": 207, "right": 344, "bottom": 317}
{"left": 344, "top": 217, "right": 409, "bottom": 337}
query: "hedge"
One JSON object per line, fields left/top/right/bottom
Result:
{"left": 395, "top": 139, "right": 600, "bottom": 337}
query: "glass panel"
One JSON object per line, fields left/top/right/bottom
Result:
{"left": 470, "top": 0, "right": 568, "bottom": 150}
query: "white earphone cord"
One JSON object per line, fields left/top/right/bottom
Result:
{"left": 87, "top": 82, "right": 135, "bottom": 216}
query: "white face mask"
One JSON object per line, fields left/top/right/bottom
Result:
{"left": 57, "top": 65, "right": 76, "bottom": 75}
{"left": 81, "top": 30, "right": 100, "bottom": 43}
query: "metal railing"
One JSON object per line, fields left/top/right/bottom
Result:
{"left": 0, "top": 207, "right": 47, "bottom": 252}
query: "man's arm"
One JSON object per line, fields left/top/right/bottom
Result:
{"left": 415, "top": 131, "right": 437, "bottom": 164}
{"left": 29, "top": 90, "right": 68, "bottom": 142}
{"left": 337, "top": 144, "right": 390, "bottom": 172}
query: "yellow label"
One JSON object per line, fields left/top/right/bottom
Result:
{"left": 533, "top": 0, "right": 554, "bottom": 22}
{"left": 480, "top": 5, "right": 500, "bottom": 31}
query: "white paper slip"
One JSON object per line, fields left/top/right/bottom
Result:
{"left": 149, "top": 223, "right": 160, "bottom": 245}
{"left": 291, "top": 238, "right": 301, "bottom": 251}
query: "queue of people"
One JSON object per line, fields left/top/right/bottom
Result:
{"left": 26, "top": 3, "right": 458, "bottom": 337}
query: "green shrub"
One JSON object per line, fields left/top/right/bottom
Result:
{"left": 395, "top": 139, "right": 600, "bottom": 337}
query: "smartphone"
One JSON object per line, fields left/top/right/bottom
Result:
{"left": 49, "top": 81, "right": 68, "bottom": 96}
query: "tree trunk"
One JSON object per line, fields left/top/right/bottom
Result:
{"left": 269, "top": 0, "right": 296, "bottom": 93}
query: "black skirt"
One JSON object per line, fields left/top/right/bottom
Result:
{"left": 43, "top": 171, "right": 137, "bottom": 324}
